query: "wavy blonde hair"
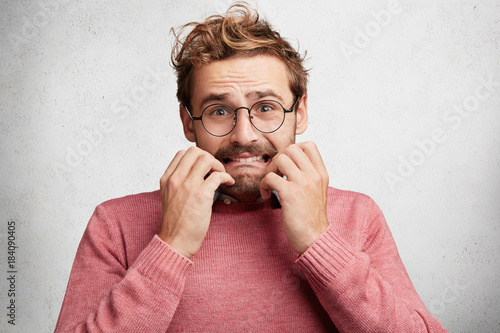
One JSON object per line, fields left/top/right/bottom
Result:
{"left": 171, "top": 2, "right": 308, "bottom": 108}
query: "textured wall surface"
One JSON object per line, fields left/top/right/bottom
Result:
{"left": 0, "top": 0, "right": 499, "bottom": 332}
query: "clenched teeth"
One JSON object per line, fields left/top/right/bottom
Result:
{"left": 232, "top": 155, "right": 265, "bottom": 163}
{"left": 223, "top": 155, "right": 270, "bottom": 164}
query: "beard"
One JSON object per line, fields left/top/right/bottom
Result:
{"left": 218, "top": 173, "right": 262, "bottom": 198}
{"left": 213, "top": 143, "right": 278, "bottom": 198}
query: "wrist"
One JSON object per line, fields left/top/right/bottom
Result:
{"left": 158, "top": 233, "right": 195, "bottom": 259}
{"left": 291, "top": 219, "right": 329, "bottom": 254}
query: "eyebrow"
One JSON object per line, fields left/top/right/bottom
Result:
{"left": 199, "top": 89, "right": 285, "bottom": 109}
{"left": 246, "top": 90, "right": 284, "bottom": 102}
{"left": 200, "top": 93, "right": 231, "bottom": 108}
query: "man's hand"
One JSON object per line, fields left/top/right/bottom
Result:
{"left": 159, "top": 147, "right": 235, "bottom": 259}
{"left": 259, "top": 142, "right": 329, "bottom": 254}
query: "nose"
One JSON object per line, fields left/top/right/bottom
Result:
{"left": 229, "top": 108, "right": 259, "bottom": 145}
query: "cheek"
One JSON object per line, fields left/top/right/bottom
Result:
{"left": 266, "top": 131, "right": 296, "bottom": 153}
{"left": 274, "top": 117, "right": 298, "bottom": 148}
{"left": 194, "top": 131, "right": 225, "bottom": 154}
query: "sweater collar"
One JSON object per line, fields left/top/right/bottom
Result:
{"left": 213, "top": 190, "right": 281, "bottom": 205}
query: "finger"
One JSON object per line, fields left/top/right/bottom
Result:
{"left": 259, "top": 172, "right": 287, "bottom": 200}
{"left": 296, "top": 142, "right": 329, "bottom": 181}
{"left": 203, "top": 171, "right": 235, "bottom": 193}
{"left": 173, "top": 147, "right": 224, "bottom": 182}
{"left": 282, "top": 144, "right": 323, "bottom": 175}
{"left": 266, "top": 153, "right": 301, "bottom": 181}
{"left": 160, "top": 150, "right": 186, "bottom": 188}
{"left": 189, "top": 151, "right": 227, "bottom": 181}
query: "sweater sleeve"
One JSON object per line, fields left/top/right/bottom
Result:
{"left": 296, "top": 197, "right": 448, "bottom": 332}
{"left": 54, "top": 204, "right": 192, "bottom": 333}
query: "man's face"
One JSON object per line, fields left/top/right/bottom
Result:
{"left": 180, "top": 55, "right": 308, "bottom": 201}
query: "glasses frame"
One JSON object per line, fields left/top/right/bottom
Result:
{"left": 185, "top": 96, "right": 300, "bottom": 137}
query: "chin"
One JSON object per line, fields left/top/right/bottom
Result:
{"left": 218, "top": 174, "right": 262, "bottom": 199}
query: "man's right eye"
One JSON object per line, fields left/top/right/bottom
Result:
{"left": 208, "top": 107, "right": 231, "bottom": 117}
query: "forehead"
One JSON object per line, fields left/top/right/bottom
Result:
{"left": 190, "top": 55, "right": 291, "bottom": 107}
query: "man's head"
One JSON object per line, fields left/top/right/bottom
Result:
{"left": 171, "top": 3, "right": 309, "bottom": 201}
{"left": 171, "top": 2, "right": 308, "bottom": 109}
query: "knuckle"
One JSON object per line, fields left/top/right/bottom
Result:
{"left": 179, "top": 180, "right": 191, "bottom": 192}
{"left": 215, "top": 171, "right": 228, "bottom": 182}
{"left": 198, "top": 152, "right": 213, "bottom": 163}
{"left": 259, "top": 173, "right": 271, "bottom": 185}
{"left": 275, "top": 154, "right": 288, "bottom": 164}
{"left": 261, "top": 172, "right": 272, "bottom": 182}
{"left": 311, "top": 172, "right": 322, "bottom": 184}
{"left": 305, "top": 141, "right": 315, "bottom": 148}
{"left": 160, "top": 174, "right": 168, "bottom": 187}
{"left": 186, "top": 146, "right": 200, "bottom": 155}
{"left": 324, "top": 173, "right": 329, "bottom": 184}
{"left": 166, "top": 175, "right": 180, "bottom": 188}
{"left": 286, "top": 144, "right": 300, "bottom": 153}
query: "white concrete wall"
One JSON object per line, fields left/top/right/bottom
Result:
{"left": 0, "top": 0, "right": 499, "bottom": 331}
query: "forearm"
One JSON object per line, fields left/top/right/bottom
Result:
{"left": 55, "top": 232, "right": 192, "bottom": 332}
{"left": 297, "top": 226, "right": 448, "bottom": 332}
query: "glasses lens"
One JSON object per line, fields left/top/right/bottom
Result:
{"left": 250, "top": 101, "right": 285, "bottom": 133}
{"left": 202, "top": 104, "right": 236, "bottom": 136}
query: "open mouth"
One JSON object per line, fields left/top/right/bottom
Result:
{"left": 222, "top": 154, "right": 271, "bottom": 164}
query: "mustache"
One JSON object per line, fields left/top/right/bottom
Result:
{"left": 213, "top": 143, "right": 278, "bottom": 161}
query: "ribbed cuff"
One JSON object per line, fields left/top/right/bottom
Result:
{"left": 296, "top": 225, "right": 357, "bottom": 291}
{"left": 133, "top": 235, "right": 193, "bottom": 295}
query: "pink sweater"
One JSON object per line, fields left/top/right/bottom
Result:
{"left": 55, "top": 188, "right": 447, "bottom": 332}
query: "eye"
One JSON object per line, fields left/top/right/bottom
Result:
{"left": 206, "top": 105, "right": 233, "bottom": 117}
{"left": 259, "top": 105, "right": 272, "bottom": 112}
{"left": 254, "top": 102, "right": 278, "bottom": 113}
{"left": 213, "top": 108, "right": 229, "bottom": 116}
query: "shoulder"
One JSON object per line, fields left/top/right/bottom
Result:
{"left": 100, "top": 189, "right": 160, "bottom": 208}
{"left": 96, "top": 190, "right": 162, "bottom": 221}
{"left": 327, "top": 187, "right": 379, "bottom": 210}
{"left": 326, "top": 187, "right": 385, "bottom": 226}
{"left": 325, "top": 187, "right": 388, "bottom": 246}
{"left": 90, "top": 189, "right": 162, "bottom": 242}
{"left": 82, "top": 190, "right": 162, "bottom": 268}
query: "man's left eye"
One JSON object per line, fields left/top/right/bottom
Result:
{"left": 256, "top": 104, "right": 274, "bottom": 113}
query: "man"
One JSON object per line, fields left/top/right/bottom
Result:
{"left": 55, "top": 3, "right": 448, "bottom": 332}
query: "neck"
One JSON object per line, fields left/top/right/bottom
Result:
{"left": 217, "top": 189, "right": 261, "bottom": 203}
{"left": 233, "top": 193, "right": 261, "bottom": 202}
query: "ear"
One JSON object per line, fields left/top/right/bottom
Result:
{"left": 295, "top": 94, "right": 308, "bottom": 135}
{"left": 180, "top": 104, "right": 196, "bottom": 142}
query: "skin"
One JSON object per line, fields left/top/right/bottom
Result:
{"left": 159, "top": 55, "right": 329, "bottom": 258}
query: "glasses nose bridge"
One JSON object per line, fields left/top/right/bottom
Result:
{"left": 233, "top": 106, "right": 254, "bottom": 125}
{"left": 230, "top": 105, "right": 257, "bottom": 136}
{"left": 233, "top": 106, "right": 252, "bottom": 118}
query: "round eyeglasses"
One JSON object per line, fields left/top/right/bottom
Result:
{"left": 185, "top": 97, "right": 299, "bottom": 137}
